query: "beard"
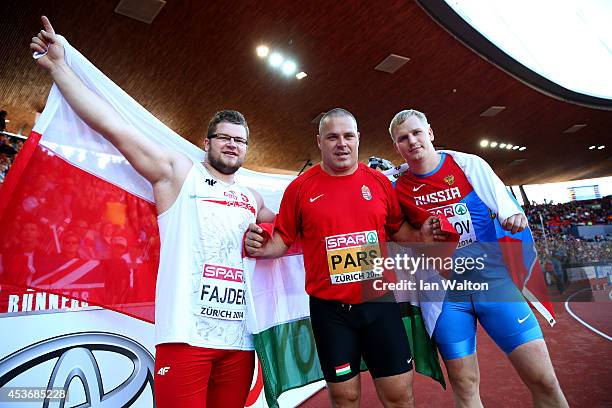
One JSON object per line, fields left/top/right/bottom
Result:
{"left": 206, "top": 150, "right": 244, "bottom": 175}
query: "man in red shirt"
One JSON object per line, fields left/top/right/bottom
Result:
{"left": 245, "top": 108, "right": 442, "bottom": 408}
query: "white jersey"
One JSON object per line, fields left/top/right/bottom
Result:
{"left": 155, "top": 162, "right": 257, "bottom": 350}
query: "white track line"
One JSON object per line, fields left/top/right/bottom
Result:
{"left": 564, "top": 288, "right": 612, "bottom": 342}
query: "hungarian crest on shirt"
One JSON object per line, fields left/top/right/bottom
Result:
{"left": 361, "top": 185, "right": 372, "bottom": 200}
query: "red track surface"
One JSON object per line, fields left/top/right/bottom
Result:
{"left": 301, "top": 301, "right": 612, "bottom": 407}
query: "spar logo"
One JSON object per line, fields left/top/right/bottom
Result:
{"left": 455, "top": 203, "right": 467, "bottom": 215}
{"left": 366, "top": 231, "right": 378, "bottom": 244}
{"left": 429, "top": 203, "right": 469, "bottom": 220}
{"left": 325, "top": 231, "right": 378, "bottom": 250}
{"left": 429, "top": 202, "right": 466, "bottom": 218}
{"left": 202, "top": 264, "right": 244, "bottom": 282}
{"left": 0, "top": 332, "right": 154, "bottom": 407}
{"left": 430, "top": 204, "right": 456, "bottom": 218}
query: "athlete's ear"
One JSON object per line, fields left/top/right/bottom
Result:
{"left": 429, "top": 126, "right": 435, "bottom": 142}
{"left": 203, "top": 136, "right": 210, "bottom": 152}
{"left": 316, "top": 134, "right": 322, "bottom": 150}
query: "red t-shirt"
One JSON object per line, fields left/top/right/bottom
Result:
{"left": 395, "top": 154, "right": 474, "bottom": 219}
{"left": 274, "top": 163, "right": 403, "bottom": 304}
{"left": 395, "top": 154, "right": 474, "bottom": 253}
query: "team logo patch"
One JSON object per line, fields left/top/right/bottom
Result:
{"left": 335, "top": 363, "right": 351, "bottom": 376}
{"left": 361, "top": 185, "right": 372, "bottom": 200}
{"left": 444, "top": 174, "right": 455, "bottom": 185}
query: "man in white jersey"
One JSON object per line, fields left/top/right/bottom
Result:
{"left": 30, "top": 16, "right": 275, "bottom": 408}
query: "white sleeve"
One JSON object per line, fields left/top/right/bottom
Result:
{"left": 448, "top": 151, "right": 523, "bottom": 225}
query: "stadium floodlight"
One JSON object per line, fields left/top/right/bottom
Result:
{"left": 269, "top": 52, "right": 284, "bottom": 67}
{"left": 281, "top": 60, "right": 297, "bottom": 75}
{"left": 256, "top": 45, "right": 269, "bottom": 58}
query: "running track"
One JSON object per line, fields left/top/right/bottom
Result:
{"left": 301, "top": 298, "right": 612, "bottom": 407}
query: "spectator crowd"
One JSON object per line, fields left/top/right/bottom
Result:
{"left": 525, "top": 198, "right": 612, "bottom": 227}
{"left": 526, "top": 197, "right": 612, "bottom": 264}
{"left": 0, "top": 141, "right": 159, "bottom": 309}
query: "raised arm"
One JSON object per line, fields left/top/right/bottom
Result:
{"left": 30, "top": 16, "right": 188, "bottom": 186}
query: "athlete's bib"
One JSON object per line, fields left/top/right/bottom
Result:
{"left": 325, "top": 230, "right": 382, "bottom": 284}
{"left": 430, "top": 202, "right": 477, "bottom": 249}
{"left": 197, "top": 263, "right": 246, "bottom": 321}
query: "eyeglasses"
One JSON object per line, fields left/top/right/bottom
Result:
{"left": 208, "top": 133, "right": 248, "bottom": 146}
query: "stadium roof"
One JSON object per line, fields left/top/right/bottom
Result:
{"left": 1, "top": 0, "right": 611, "bottom": 185}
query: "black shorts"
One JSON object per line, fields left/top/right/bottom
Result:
{"left": 309, "top": 295, "right": 413, "bottom": 383}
